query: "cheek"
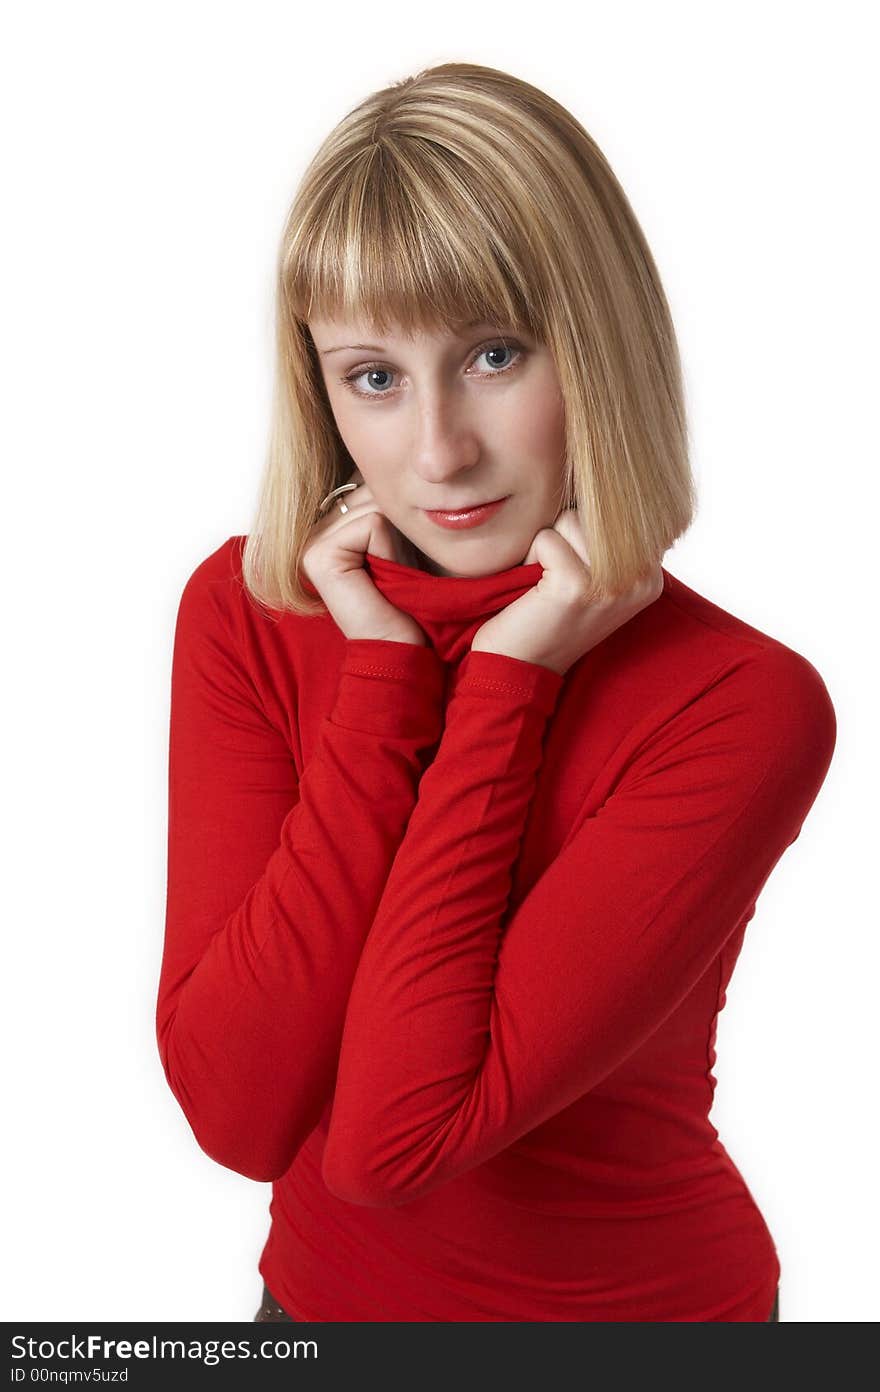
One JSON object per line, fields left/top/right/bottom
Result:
{"left": 329, "top": 409, "right": 398, "bottom": 502}
{"left": 514, "top": 383, "right": 566, "bottom": 468}
{"left": 330, "top": 399, "right": 388, "bottom": 466}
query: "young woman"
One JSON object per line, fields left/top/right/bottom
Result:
{"left": 156, "top": 62, "right": 833, "bottom": 1323}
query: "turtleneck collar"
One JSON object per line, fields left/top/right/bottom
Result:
{"left": 363, "top": 551, "right": 545, "bottom": 664}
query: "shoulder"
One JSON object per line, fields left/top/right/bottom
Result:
{"left": 178, "top": 534, "right": 245, "bottom": 600}
{"left": 172, "top": 536, "right": 330, "bottom": 720}
{"left": 172, "top": 535, "right": 253, "bottom": 660}
{"left": 656, "top": 567, "right": 837, "bottom": 775}
{"left": 660, "top": 565, "right": 806, "bottom": 651}
{"left": 174, "top": 531, "right": 250, "bottom": 609}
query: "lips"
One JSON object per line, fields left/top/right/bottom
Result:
{"left": 423, "top": 496, "right": 509, "bottom": 530}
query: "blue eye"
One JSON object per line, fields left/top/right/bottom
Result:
{"left": 357, "top": 368, "right": 394, "bottom": 395}
{"left": 340, "top": 340, "right": 526, "bottom": 401}
{"left": 479, "top": 345, "right": 515, "bottom": 370}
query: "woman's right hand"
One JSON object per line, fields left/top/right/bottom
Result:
{"left": 301, "top": 469, "right": 429, "bottom": 646}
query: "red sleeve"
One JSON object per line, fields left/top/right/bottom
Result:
{"left": 321, "top": 644, "right": 837, "bottom": 1207}
{"left": 156, "top": 555, "right": 446, "bottom": 1182}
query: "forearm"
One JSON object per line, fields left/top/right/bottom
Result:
{"left": 158, "top": 637, "right": 446, "bottom": 1182}
{"left": 321, "top": 647, "right": 563, "bottom": 1203}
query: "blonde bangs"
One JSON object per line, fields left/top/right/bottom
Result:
{"left": 282, "top": 139, "right": 544, "bottom": 341}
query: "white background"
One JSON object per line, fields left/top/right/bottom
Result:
{"left": 2, "top": 0, "right": 876, "bottom": 1323}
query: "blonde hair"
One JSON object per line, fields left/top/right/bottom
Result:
{"left": 242, "top": 61, "right": 696, "bottom": 615}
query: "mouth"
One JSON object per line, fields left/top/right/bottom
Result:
{"left": 422, "top": 496, "right": 509, "bottom": 530}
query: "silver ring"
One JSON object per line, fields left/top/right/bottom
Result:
{"left": 318, "top": 482, "right": 358, "bottom": 516}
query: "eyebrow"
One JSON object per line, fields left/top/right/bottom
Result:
{"left": 317, "top": 320, "right": 496, "bottom": 356}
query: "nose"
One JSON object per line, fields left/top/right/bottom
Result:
{"left": 409, "top": 394, "right": 481, "bottom": 486}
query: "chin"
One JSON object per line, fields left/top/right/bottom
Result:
{"left": 418, "top": 537, "right": 533, "bottom": 579}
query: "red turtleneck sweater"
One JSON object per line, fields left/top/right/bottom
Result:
{"left": 157, "top": 535, "right": 836, "bottom": 1322}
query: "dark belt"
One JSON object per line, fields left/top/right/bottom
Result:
{"left": 254, "top": 1282, "right": 297, "bottom": 1322}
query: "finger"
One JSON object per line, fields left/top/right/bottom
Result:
{"left": 527, "top": 525, "right": 594, "bottom": 589}
{"left": 551, "top": 508, "right": 591, "bottom": 569}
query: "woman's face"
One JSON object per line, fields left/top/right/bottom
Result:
{"left": 308, "top": 314, "right": 568, "bottom": 576}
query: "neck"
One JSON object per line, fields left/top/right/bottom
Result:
{"left": 364, "top": 548, "right": 544, "bottom": 664}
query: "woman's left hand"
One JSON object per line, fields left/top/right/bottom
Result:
{"left": 470, "top": 508, "right": 664, "bottom": 676}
